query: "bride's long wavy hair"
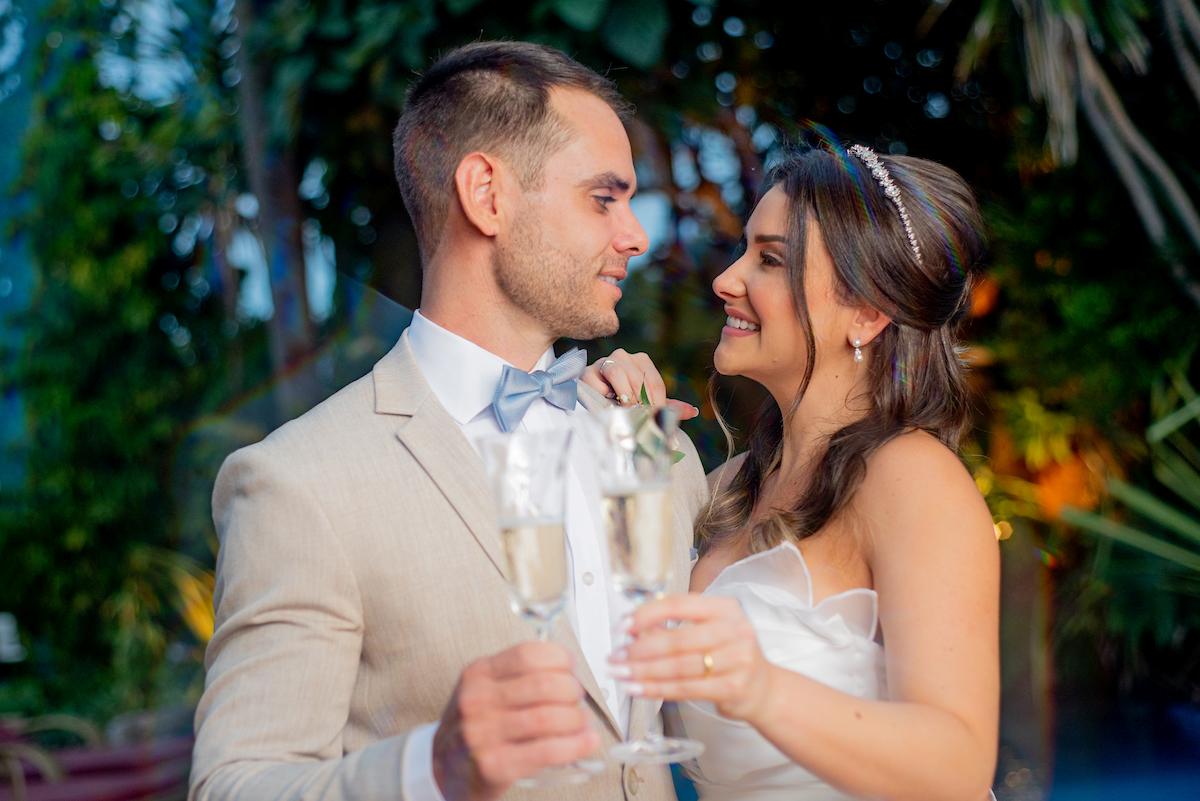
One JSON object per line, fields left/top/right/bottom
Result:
{"left": 695, "top": 144, "right": 987, "bottom": 555}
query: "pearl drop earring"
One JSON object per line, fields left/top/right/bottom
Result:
{"left": 853, "top": 338, "right": 863, "bottom": 364}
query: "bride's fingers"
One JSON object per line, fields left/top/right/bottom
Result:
{"left": 667, "top": 399, "right": 701, "bottom": 420}
{"left": 581, "top": 363, "right": 617, "bottom": 398}
{"left": 629, "top": 594, "right": 740, "bottom": 634}
{"left": 625, "top": 676, "right": 726, "bottom": 703}
{"left": 598, "top": 353, "right": 641, "bottom": 405}
{"left": 612, "top": 621, "right": 734, "bottom": 664}
{"left": 630, "top": 352, "right": 667, "bottom": 406}
{"left": 611, "top": 640, "right": 741, "bottom": 683}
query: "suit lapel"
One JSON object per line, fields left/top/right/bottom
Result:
{"left": 376, "top": 335, "right": 622, "bottom": 739}
{"left": 394, "top": 406, "right": 510, "bottom": 580}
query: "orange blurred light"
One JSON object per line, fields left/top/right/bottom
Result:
{"left": 969, "top": 275, "right": 1000, "bottom": 317}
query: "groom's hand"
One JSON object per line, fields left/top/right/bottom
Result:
{"left": 431, "top": 641, "right": 600, "bottom": 801}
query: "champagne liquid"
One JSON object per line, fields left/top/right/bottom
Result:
{"left": 500, "top": 520, "right": 568, "bottom": 621}
{"left": 603, "top": 484, "right": 673, "bottom": 598}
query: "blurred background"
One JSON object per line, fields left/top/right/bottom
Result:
{"left": 0, "top": 0, "right": 1198, "bottom": 799}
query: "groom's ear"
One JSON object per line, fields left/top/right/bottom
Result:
{"left": 453, "top": 152, "right": 505, "bottom": 238}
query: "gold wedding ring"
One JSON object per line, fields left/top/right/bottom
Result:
{"left": 702, "top": 652, "right": 715, "bottom": 677}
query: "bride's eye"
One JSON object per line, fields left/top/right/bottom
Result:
{"left": 760, "top": 251, "right": 783, "bottom": 267}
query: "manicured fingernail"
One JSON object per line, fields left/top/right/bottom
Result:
{"left": 609, "top": 647, "right": 627, "bottom": 663}
{"left": 608, "top": 663, "right": 631, "bottom": 679}
{"left": 619, "top": 614, "right": 635, "bottom": 633}
{"left": 625, "top": 682, "right": 645, "bottom": 696}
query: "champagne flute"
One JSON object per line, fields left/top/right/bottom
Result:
{"left": 588, "top": 406, "right": 705, "bottom": 765}
{"left": 477, "top": 428, "right": 604, "bottom": 787}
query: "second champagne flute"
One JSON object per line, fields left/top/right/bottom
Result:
{"left": 589, "top": 406, "right": 705, "bottom": 765}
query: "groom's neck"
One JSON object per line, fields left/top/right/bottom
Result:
{"left": 420, "top": 262, "right": 554, "bottom": 372}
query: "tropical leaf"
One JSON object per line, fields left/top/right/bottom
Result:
{"left": 601, "top": 0, "right": 668, "bottom": 69}
{"left": 554, "top": 0, "right": 608, "bottom": 31}
{"left": 1107, "top": 477, "right": 1200, "bottom": 546}
{"left": 1060, "top": 506, "right": 1200, "bottom": 572}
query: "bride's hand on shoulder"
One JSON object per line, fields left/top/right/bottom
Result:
{"left": 608, "top": 594, "right": 773, "bottom": 723}
{"left": 582, "top": 349, "right": 699, "bottom": 420}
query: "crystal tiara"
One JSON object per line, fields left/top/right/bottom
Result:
{"left": 847, "top": 144, "right": 923, "bottom": 266}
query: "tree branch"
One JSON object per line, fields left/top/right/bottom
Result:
{"left": 1167, "top": 0, "right": 1200, "bottom": 107}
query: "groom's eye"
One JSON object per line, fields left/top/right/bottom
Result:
{"left": 593, "top": 195, "right": 617, "bottom": 210}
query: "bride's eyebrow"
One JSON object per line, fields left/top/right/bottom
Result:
{"left": 753, "top": 234, "right": 787, "bottom": 244}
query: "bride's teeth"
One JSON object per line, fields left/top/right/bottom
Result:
{"left": 725, "top": 315, "right": 759, "bottom": 331}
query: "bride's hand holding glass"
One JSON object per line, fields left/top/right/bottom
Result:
{"left": 608, "top": 593, "right": 775, "bottom": 724}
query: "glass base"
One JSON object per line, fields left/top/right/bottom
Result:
{"left": 513, "top": 758, "right": 605, "bottom": 788}
{"left": 610, "top": 735, "right": 705, "bottom": 766}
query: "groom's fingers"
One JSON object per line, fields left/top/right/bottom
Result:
{"left": 486, "top": 641, "right": 574, "bottom": 680}
{"left": 486, "top": 730, "right": 602, "bottom": 784}
{"left": 496, "top": 671, "right": 585, "bottom": 708}
{"left": 498, "top": 703, "right": 591, "bottom": 743}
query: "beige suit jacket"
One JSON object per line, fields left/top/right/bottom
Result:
{"left": 190, "top": 332, "right": 710, "bottom": 801}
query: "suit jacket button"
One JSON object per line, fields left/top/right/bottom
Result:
{"left": 626, "top": 767, "right": 642, "bottom": 796}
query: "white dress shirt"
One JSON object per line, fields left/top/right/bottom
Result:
{"left": 399, "top": 310, "right": 630, "bottom": 801}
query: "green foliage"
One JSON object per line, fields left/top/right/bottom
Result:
{"left": 601, "top": 0, "right": 669, "bottom": 70}
{"left": 0, "top": 0, "right": 239, "bottom": 718}
{"left": 1058, "top": 359, "right": 1200, "bottom": 689}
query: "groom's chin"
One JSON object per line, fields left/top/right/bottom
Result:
{"left": 567, "top": 311, "right": 619, "bottom": 341}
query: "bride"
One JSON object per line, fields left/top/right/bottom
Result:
{"left": 585, "top": 143, "right": 999, "bottom": 801}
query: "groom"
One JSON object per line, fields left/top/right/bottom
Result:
{"left": 189, "top": 41, "right": 708, "bottom": 801}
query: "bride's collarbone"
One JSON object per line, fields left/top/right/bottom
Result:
{"left": 691, "top": 521, "right": 874, "bottom": 600}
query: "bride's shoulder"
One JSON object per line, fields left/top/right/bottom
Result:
{"left": 706, "top": 451, "right": 749, "bottom": 495}
{"left": 857, "top": 430, "right": 990, "bottom": 537}
{"left": 865, "top": 429, "right": 970, "bottom": 484}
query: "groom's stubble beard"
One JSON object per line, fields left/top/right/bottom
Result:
{"left": 493, "top": 206, "right": 622, "bottom": 341}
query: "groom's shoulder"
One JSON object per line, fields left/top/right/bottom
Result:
{"left": 219, "top": 370, "right": 382, "bottom": 482}
{"left": 271, "top": 372, "right": 380, "bottom": 454}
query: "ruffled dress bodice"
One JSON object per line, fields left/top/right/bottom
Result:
{"left": 669, "top": 543, "right": 886, "bottom": 801}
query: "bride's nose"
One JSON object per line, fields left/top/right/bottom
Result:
{"left": 712, "top": 260, "right": 747, "bottom": 301}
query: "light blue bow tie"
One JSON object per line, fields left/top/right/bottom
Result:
{"left": 491, "top": 348, "right": 587, "bottom": 433}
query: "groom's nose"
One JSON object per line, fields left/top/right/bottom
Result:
{"left": 613, "top": 209, "right": 649, "bottom": 257}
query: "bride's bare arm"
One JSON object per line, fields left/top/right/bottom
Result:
{"left": 614, "top": 432, "right": 999, "bottom": 801}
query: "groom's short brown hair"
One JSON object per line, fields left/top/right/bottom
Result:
{"left": 393, "top": 41, "right": 633, "bottom": 262}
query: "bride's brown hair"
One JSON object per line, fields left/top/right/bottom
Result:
{"left": 696, "top": 145, "right": 987, "bottom": 555}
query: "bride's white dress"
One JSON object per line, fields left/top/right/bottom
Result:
{"left": 668, "top": 542, "right": 886, "bottom": 801}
